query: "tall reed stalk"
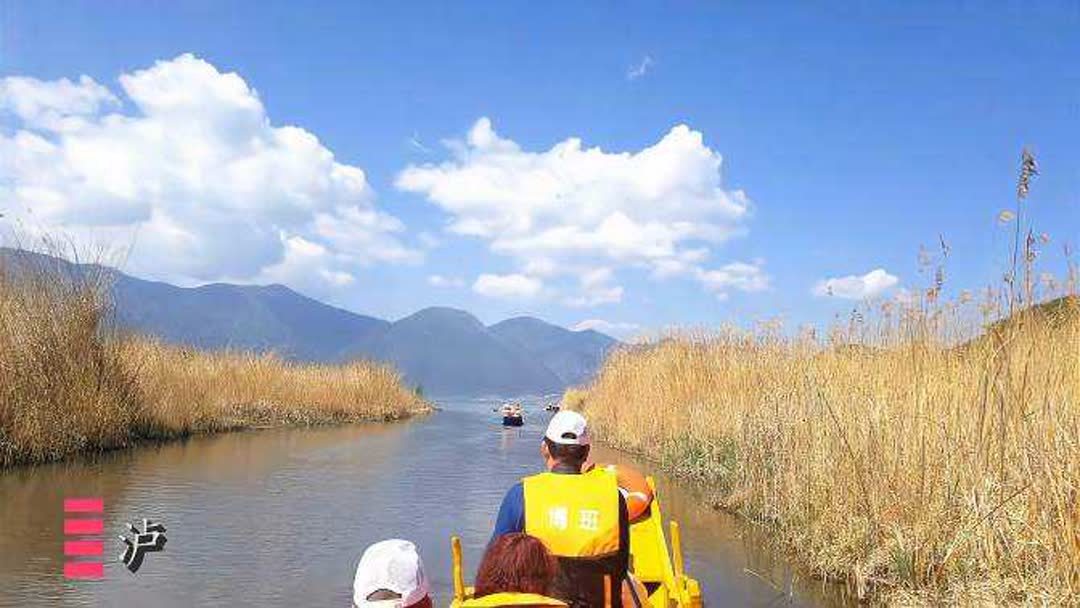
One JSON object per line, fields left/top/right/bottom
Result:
{"left": 574, "top": 151, "right": 1078, "bottom": 603}
{"left": 0, "top": 248, "right": 428, "bottom": 467}
{"left": 577, "top": 294, "right": 1077, "bottom": 603}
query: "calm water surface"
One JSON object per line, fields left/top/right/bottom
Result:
{"left": 0, "top": 399, "right": 852, "bottom": 607}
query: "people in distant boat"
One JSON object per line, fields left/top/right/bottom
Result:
{"left": 500, "top": 402, "right": 525, "bottom": 427}
{"left": 464, "top": 532, "right": 566, "bottom": 607}
{"left": 352, "top": 539, "right": 432, "bottom": 608}
{"left": 498, "top": 402, "right": 524, "bottom": 415}
{"left": 490, "top": 411, "right": 630, "bottom": 608}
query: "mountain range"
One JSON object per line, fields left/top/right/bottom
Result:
{"left": 0, "top": 248, "right": 618, "bottom": 396}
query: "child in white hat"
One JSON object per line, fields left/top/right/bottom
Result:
{"left": 352, "top": 539, "right": 431, "bottom": 608}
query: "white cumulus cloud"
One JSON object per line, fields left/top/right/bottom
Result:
{"left": 472, "top": 273, "right": 543, "bottom": 299}
{"left": 428, "top": 274, "right": 465, "bottom": 288}
{"left": 0, "top": 54, "right": 418, "bottom": 290}
{"left": 564, "top": 267, "right": 623, "bottom": 307}
{"left": 813, "top": 268, "right": 899, "bottom": 299}
{"left": 396, "top": 118, "right": 759, "bottom": 305}
{"left": 0, "top": 75, "right": 118, "bottom": 132}
{"left": 696, "top": 261, "right": 770, "bottom": 297}
{"left": 572, "top": 318, "right": 640, "bottom": 333}
{"left": 572, "top": 318, "right": 641, "bottom": 340}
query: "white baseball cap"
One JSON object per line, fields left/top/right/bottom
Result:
{"left": 544, "top": 410, "right": 591, "bottom": 446}
{"left": 352, "top": 539, "right": 430, "bottom": 608}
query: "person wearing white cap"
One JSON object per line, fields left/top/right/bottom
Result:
{"left": 352, "top": 539, "right": 432, "bottom": 608}
{"left": 489, "top": 410, "right": 630, "bottom": 608}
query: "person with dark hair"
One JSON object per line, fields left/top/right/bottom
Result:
{"left": 490, "top": 411, "right": 631, "bottom": 608}
{"left": 462, "top": 533, "right": 565, "bottom": 607}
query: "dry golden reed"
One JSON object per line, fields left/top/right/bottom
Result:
{"left": 0, "top": 250, "right": 428, "bottom": 467}
{"left": 575, "top": 296, "right": 1079, "bottom": 604}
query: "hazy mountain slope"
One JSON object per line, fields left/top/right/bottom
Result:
{"left": 489, "top": 316, "right": 618, "bottom": 386}
{"left": 0, "top": 249, "right": 614, "bottom": 396}
{"left": 112, "top": 279, "right": 389, "bottom": 361}
{"left": 365, "top": 307, "right": 565, "bottom": 396}
{"left": 0, "top": 248, "right": 388, "bottom": 361}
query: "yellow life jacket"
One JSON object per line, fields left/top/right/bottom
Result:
{"left": 522, "top": 468, "right": 620, "bottom": 558}
{"left": 459, "top": 592, "right": 568, "bottom": 607}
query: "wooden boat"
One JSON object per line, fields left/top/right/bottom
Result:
{"left": 449, "top": 476, "right": 702, "bottom": 607}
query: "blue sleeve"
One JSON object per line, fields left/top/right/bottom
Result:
{"left": 490, "top": 482, "right": 525, "bottom": 544}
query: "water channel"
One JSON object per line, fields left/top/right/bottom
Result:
{"left": 0, "top": 399, "right": 851, "bottom": 607}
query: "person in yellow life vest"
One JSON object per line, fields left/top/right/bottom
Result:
{"left": 490, "top": 411, "right": 630, "bottom": 608}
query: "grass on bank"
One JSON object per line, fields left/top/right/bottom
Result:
{"left": 573, "top": 292, "right": 1079, "bottom": 604}
{"left": 0, "top": 250, "right": 428, "bottom": 467}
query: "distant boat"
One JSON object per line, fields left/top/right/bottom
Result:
{"left": 499, "top": 402, "right": 524, "bottom": 426}
{"left": 544, "top": 402, "right": 560, "bottom": 412}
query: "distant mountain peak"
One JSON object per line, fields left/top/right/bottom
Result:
{"left": 0, "top": 248, "right": 616, "bottom": 397}
{"left": 489, "top": 315, "right": 618, "bottom": 387}
{"left": 408, "top": 305, "right": 479, "bottom": 318}
{"left": 494, "top": 315, "right": 553, "bottom": 328}
{"left": 401, "top": 306, "right": 486, "bottom": 329}
{"left": 259, "top": 283, "right": 297, "bottom": 294}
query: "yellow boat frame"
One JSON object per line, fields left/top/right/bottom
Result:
{"left": 450, "top": 476, "right": 702, "bottom": 607}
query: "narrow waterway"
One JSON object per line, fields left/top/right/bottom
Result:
{"left": 0, "top": 399, "right": 852, "bottom": 607}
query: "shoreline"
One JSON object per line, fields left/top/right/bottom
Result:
{"left": 590, "top": 437, "right": 857, "bottom": 606}
{"left": 595, "top": 436, "right": 852, "bottom": 583}
{"left": 1, "top": 254, "right": 432, "bottom": 468}
{"left": 572, "top": 298, "right": 1079, "bottom": 605}
{"left": 0, "top": 403, "right": 433, "bottom": 471}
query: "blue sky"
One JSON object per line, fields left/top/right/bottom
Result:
{"left": 1, "top": 2, "right": 1077, "bottom": 336}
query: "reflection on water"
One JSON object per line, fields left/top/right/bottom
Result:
{"left": 0, "top": 400, "right": 851, "bottom": 607}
